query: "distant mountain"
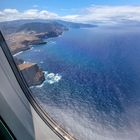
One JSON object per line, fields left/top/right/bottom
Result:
{"left": 16, "top": 22, "right": 68, "bottom": 37}
{"left": 0, "top": 19, "right": 97, "bottom": 34}
{"left": 55, "top": 20, "right": 97, "bottom": 28}
{"left": 0, "top": 19, "right": 97, "bottom": 55}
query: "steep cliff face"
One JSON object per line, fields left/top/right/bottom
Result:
{"left": 18, "top": 63, "right": 45, "bottom": 86}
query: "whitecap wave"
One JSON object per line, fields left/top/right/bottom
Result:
{"left": 34, "top": 49, "right": 41, "bottom": 52}
{"left": 33, "top": 71, "right": 62, "bottom": 88}
{"left": 30, "top": 47, "right": 33, "bottom": 50}
{"left": 35, "top": 82, "right": 45, "bottom": 88}
{"left": 40, "top": 61, "right": 44, "bottom": 64}
{"left": 13, "top": 51, "right": 23, "bottom": 56}
{"left": 49, "top": 41, "right": 56, "bottom": 44}
{"left": 45, "top": 72, "right": 62, "bottom": 84}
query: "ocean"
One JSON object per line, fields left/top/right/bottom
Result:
{"left": 16, "top": 25, "right": 140, "bottom": 140}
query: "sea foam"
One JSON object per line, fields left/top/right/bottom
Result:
{"left": 45, "top": 72, "right": 62, "bottom": 84}
{"left": 49, "top": 41, "right": 56, "bottom": 45}
{"left": 13, "top": 51, "right": 23, "bottom": 56}
{"left": 34, "top": 71, "right": 62, "bottom": 88}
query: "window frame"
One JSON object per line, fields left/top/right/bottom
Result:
{"left": 0, "top": 31, "right": 76, "bottom": 140}
{"left": 0, "top": 116, "right": 16, "bottom": 140}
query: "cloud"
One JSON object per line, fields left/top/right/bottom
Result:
{"left": 0, "top": 8, "right": 59, "bottom": 22}
{"left": 69, "top": 5, "right": 140, "bottom": 23}
{"left": 0, "top": 5, "right": 140, "bottom": 24}
{"left": 3, "top": 9, "right": 19, "bottom": 14}
{"left": 61, "top": 15, "right": 79, "bottom": 21}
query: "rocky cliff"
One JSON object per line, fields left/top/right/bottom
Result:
{"left": 18, "top": 63, "right": 45, "bottom": 86}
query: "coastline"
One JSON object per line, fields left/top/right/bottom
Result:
{"left": 30, "top": 71, "right": 62, "bottom": 89}
{"left": 12, "top": 32, "right": 63, "bottom": 56}
{"left": 12, "top": 31, "right": 65, "bottom": 87}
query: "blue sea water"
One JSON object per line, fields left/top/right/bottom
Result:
{"left": 17, "top": 26, "right": 140, "bottom": 140}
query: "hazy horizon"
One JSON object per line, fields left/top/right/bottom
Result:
{"left": 0, "top": 1, "right": 140, "bottom": 24}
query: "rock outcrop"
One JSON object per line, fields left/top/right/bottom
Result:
{"left": 18, "top": 63, "right": 45, "bottom": 86}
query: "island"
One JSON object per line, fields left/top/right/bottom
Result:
{"left": 0, "top": 19, "right": 96, "bottom": 86}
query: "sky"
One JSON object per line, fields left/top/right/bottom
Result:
{"left": 0, "top": 0, "right": 140, "bottom": 23}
